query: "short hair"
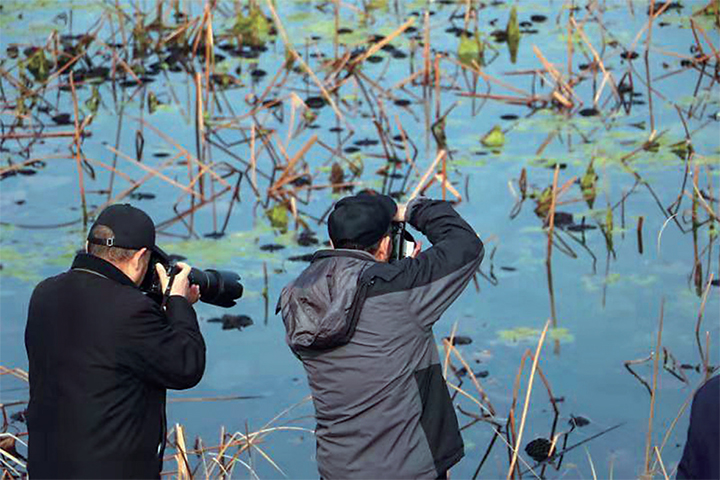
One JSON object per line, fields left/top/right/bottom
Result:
{"left": 87, "top": 225, "right": 139, "bottom": 264}
{"left": 334, "top": 235, "right": 387, "bottom": 254}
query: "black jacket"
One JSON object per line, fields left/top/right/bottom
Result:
{"left": 278, "top": 199, "right": 484, "bottom": 478}
{"left": 25, "top": 253, "right": 206, "bottom": 479}
{"left": 677, "top": 375, "right": 719, "bottom": 479}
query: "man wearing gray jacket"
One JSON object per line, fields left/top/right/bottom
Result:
{"left": 277, "top": 192, "right": 484, "bottom": 479}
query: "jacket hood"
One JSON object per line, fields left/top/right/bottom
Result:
{"left": 278, "top": 250, "right": 375, "bottom": 351}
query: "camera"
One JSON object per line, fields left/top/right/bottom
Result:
{"left": 141, "top": 247, "right": 243, "bottom": 308}
{"left": 390, "top": 222, "right": 416, "bottom": 262}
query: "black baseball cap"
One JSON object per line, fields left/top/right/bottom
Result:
{"left": 328, "top": 191, "right": 397, "bottom": 248}
{"left": 87, "top": 203, "right": 157, "bottom": 251}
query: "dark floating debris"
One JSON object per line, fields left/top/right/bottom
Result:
{"left": 546, "top": 162, "right": 567, "bottom": 170}
{"left": 570, "top": 415, "right": 590, "bottom": 428}
{"left": 298, "top": 229, "right": 319, "bottom": 247}
{"left": 306, "top": 96, "right": 327, "bottom": 109}
{"left": 9, "top": 410, "right": 26, "bottom": 423}
{"left": 343, "top": 146, "right": 361, "bottom": 154}
{"left": 445, "top": 335, "right": 472, "bottom": 346}
{"left": 288, "top": 253, "right": 315, "bottom": 262}
{"left": 579, "top": 108, "right": 599, "bottom": 117}
{"left": 391, "top": 50, "right": 408, "bottom": 59}
{"left": 530, "top": 14, "right": 548, "bottom": 22}
{"left": 525, "top": 438, "right": 552, "bottom": 462}
{"left": 394, "top": 99, "right": 412, "bottom": 107}
{"left": 250, "top": 69, "right": 267, "bottom": 79}
{"left": 711, "top": 279, "right": 720, "bottom": 287}
{"left": 500, "top": 266, "right": 517, "bottom": 272}
{"left": 51, "top": 113, "right": 72, "bottom": 125}
{"left": 329, "top": 127, "right": 344, "bottom": 132}
{"left": 291, "top": 174, "right": 312, "bottom": 187}
{"left": 475, "top": 370, "right": 489, "bottom": 378}
{"left": 207, "top": 314, "right": 253, "bottom": 331}
{"left": 129, "top": 192, "right": 156, "bottom": 200}
{"left": 337, "top": 27, "right": 353, "bottom": 34}
{"left": 153, "top": 152, "right": 171, "bottom": 158}
{"left": 366, "top": 55, "right": 384, "bottom": 63}
{"left": 648, "top": 2, "right": 682, "bottom": 14}
{"left": 203, "top": 232, "right": 225, "bottom": 239}
{"left": 260, "top": 244, "right": 285, "bottom": 252}
{"left": 500, "top": 114, "right": 519, "bottom": 120}
{"left": 520, "top": 21, "right": 533, "bottom": 28}
{"left": 620, "top": 51, "right": 639, "bottom": 60}
{"left": 552, "top": 212, "right": 574, "bottom": 228}
{"left": 353, "top": 138, "right": 379, "bottom": 147}
{"left": 566, "top": 223, "right": 597, "bottom": 232}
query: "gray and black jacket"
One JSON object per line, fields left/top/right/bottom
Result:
{"left": 277, "top": 199, "right": 484, "bottom": 479}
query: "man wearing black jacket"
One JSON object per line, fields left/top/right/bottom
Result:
{"left": 25, "top": 204, "right": 206, "bottom": 479}
{"left": 277, "top": 194, "right": 484, "bottom": 479}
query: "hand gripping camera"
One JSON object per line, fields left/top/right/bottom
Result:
{"left": 390, "top": 222, "right": 416, "bottom": 262}
{"left": 142, "top": 247, "right": 243, "bottom": 308}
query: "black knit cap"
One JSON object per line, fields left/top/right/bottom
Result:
{"left": 328, "top": 191, "right": 397, "bottom": 248}
{"left": 87, "top": 204, "right": 157, "bottom": 251}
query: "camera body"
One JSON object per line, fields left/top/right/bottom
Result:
{"left": 141, "top": 247, "right": 243, "bottom": 308}
{"left": 390, "top": 222, "right": 416, "bottom": 262}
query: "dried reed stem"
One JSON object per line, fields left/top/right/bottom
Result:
{"left": 644, "top": 299, "right": 664, "bottom": 475}
{"left": 507, "top": 319, "right": 552, "bottom": 480}
{"left": 408, "top": 150, "right": 446, "bottom": 201}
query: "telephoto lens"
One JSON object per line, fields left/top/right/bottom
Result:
{"left": 188, "top": 268, "right": 243, "bottom": 308}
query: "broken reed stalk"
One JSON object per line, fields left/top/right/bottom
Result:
{"left": 643, "top": 299, "right": 664, "bottom": 476}
{"left": 349, "top": 17, "right": 416, "bottom": 67}
{"left": 654, "top": 446, "right": 670, "bottom": 480}
{"left": 69, "top": 73, "right": 88, "bottom": 227}
{"left": 407, "top": 149, "right": 446, "bottom": 201}
{"left": 546, "top": 164, "right": 560, "bottom": 262}
{"left": 175, "top": 424, "right": 191, "bottom": 480}
{"left": 695, "top": 273, "right": 714, "bottom": 369}
{"left": 104, "top": 145, "right": 202, "bottom": 199}
{"left": 271, "top": 134, "right": 318, "bottom": 192}
{"left": 507, "top": 319, "right": 552, "bottom": 480}
{"left": 423, "top": 11, "right": 431, "bottom": 86}
{"left": 264, "top": 0, "right": 350, "bottom": 131}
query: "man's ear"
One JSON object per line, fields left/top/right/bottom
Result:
{"left": 133, "top": 247, "right": 148, "bottom": 267}
{"left": 85, "top": 240, "right": 89, "bottom": 253}
{"left": 375, "top": 235, "right": 392, "bottom": 262}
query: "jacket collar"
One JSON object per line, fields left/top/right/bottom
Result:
{"left": 71, "top": 253, "right": 137, "bottom": 288}
{"left": 312, "top": 249, "right": 378, "bottom": 263}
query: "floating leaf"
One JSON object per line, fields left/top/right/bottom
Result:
{"left": 458, "top": 32, "right": 484, "bottom": 67}
{"left": 534, "top": 186, "right": 553, "bottom": 218}
{"left": 330, "top": 162, "right": 344, "bottom": 193}
{"left": 506, "top": 6, "right": 521, "bottom": 64}
{"left": 480, "top": 125, "right": 505, "bottom": 148}
{"left": 498, "top": 326, "right": 574, "bottom": 344}
{"left": 84, "top": 85, "right": 101, "bottom": 114}
{"left": 147, "top": 91, "right": 160, "bottom": 114}
{"left": 669, "top": 139, "right": 693, "bottom": 160}
{"left": 233, "top": 6, "right": 271, "bottom": 47}
{"left": 25, "top": 48, "right": 51, "bottom": 82}
{"left": 580, "top": 161, "right": 598, "bottom": 208}
{"left": 266, "top": 203, "right": 289, "bottom": 232}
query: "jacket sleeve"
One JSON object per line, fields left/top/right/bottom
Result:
{"left": 121, "top": 295, "right": 206, "bottom": 390}
{"left": 396, "top": 199, "right": 484, "bottom": 328}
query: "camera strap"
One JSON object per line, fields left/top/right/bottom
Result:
{"left": 161, "top": 270, "right": 177, "bottom": 309}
